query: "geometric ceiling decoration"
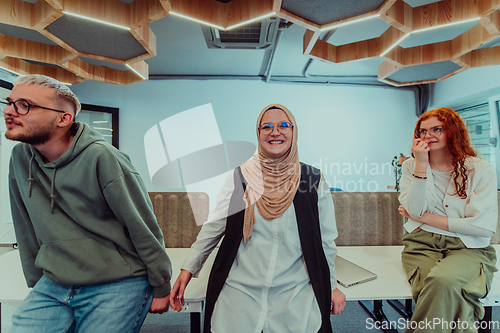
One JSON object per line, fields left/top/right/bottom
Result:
{"left": 398, "top": 21, "right": 478, "bottom": 48}
{"left": 278, "top": 0, "right": 500, "bottom": 86}
{"left": 45, "top": 15, "right": 148, "bottom": 61}
{"left": 281, "top": 0, "right": 386, "bottom": 25}
{"left": 0, "top": 0, "right": 170, "bottom": 85}
{"left": 24, "top": 59, "right": 62, "bottom": 68}
{"left": 0, "top": 22, "right": 57, "bottom": 45}
{"left": 167, "top": 0, "right": 274, "bottom": 30}
{"left": 386, "top": 60, "right": 462, "bottom": 83}
{"left": 403, "top": 0, "right": 441, "bottom": 6}
{"left": 2, "top": 0, "right": 500, "bottom": 87}
{"left": 478, "top": 35, "right": 500, "bottom": 49}
{"left": 79, "top": 57, "right": 130, "bottom": 71}
{"left": 0, "top": 0, "right": 280, "bottom": 85}
{"left": 326, "top": 19, "right": 390, "bottom": 46}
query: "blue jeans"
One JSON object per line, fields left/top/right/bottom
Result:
{"left": 10, "top": 275, "right": 153, "bottom": 333}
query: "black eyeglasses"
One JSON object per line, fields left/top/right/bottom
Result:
{"left": 415, "top": 127, "right": 444, "bottom": 139}
{"left": 0, "top": 98, "right": 66, "bottom": 115}
{"left": 258, "top": 121, "right": 293, "bottom": 135}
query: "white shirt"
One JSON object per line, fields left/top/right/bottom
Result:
{"left": 182, "top": 169, "right": 338, "bottom": 333}
{"left": 399, "top": 157, "right": 498, "bottom": 248}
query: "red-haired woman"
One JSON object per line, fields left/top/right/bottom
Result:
{"left": 398, "top": 107, "right": 498, "bottom": 333}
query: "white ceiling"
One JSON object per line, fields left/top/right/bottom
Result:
{"left": 144, "top": 5, "right": 500, "bottom": 85}
{"left": 146, "top": 14, "right": 386, "bottom": 81}
{"left": 3, "top": 0, "right": 500, "bottom": 88}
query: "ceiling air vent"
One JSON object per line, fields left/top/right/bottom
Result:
{"left": 202, "top": 18, "right": 279, "bottom": 50}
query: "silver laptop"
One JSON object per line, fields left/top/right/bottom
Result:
{"left": 335, "top": 256, "right": 377, "bottom": 287}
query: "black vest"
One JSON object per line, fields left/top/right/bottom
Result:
{"left": 204, "top": 163, "right": 332, "bottom": 333}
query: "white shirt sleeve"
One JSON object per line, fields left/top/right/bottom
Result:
{"left": 398, "top": 159, "right": 428, "bottom": 218}
{"left": 447, "top": 162, "right": 498, "bottom": 234}
{"left": 181, "top": 170, "right": 235, "bottom": 278}
{"left": 448, "top": 219, "right": 493, "bottom": 237}
{"left": 318, "top": 173, "right": 339, "bottom": 290}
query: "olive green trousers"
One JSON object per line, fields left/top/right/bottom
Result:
{"left": 401, "top": 228, "right": 497, "bottom": 333}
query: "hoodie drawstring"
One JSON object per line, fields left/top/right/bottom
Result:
{"left": 50, "top": 168, "right": 57, "bottom": 213}
{"left": 28, "top": 153, "right": 35, "bottom": 197}
{"left": 27, "top": 152, "right": 57, "bottom": 213}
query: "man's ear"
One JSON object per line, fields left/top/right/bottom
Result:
{"left": 58, "top": 112, "right": 74, "bottom": 128}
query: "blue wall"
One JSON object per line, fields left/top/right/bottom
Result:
{"left": 431, "top": 66, "right": 500, "bottom": 108}
{"left": 72, "top": 79, "right": 417, "bottom": 197}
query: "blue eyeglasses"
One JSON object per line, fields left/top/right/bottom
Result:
{"left": 258, "top": 121, "right": 293, "bottom": 135}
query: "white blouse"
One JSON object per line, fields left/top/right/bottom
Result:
{"left": 399, "top": 157, "right": 498, "bottom": 248}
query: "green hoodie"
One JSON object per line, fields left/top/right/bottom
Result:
{"left": 9, "top": 123, "right": 172, "bottom": 297}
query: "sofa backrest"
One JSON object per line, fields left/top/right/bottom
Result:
{"left": 149, "top": 191, "right": 500, "bottom": 248}
{"left": 149, "top": 192, "right": 209, "bottom": 248}
{"left": 332, "top": 192, "right": 404, "bottom": 246}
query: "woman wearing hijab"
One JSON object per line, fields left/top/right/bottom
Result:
{"left": 398, "top": 107, "right": 498, "bottom": 333}
{"left": 170, "top": 104, "right": 346, "bottom": 333}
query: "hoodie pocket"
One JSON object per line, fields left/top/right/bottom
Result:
{"left": 35, "top": 238, "right": 131, "bottom": 285}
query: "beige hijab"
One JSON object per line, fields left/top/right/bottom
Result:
{"left": 240, "top": 104, "right": 300, "bottom": 242}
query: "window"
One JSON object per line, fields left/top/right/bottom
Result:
{"left": 454, "top": 98, "right": 500, "bottom": 188}
{"left": 76, "top": 104, "right": 119, "bottom": 148}
{"left": 455, "top": 103, "right": 495, "bottom": 164}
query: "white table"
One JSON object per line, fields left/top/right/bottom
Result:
{"left": 0, "top": 224, "right": 16, "bottom": 248}
{"left": 336, "top": 245, "right": 500, "bottom": 333}
{"left": 166, "top": 245, "right": 500, "bottom": 333}
{"left": 3, "top": 245, "right": 500, "bottom": 333}
{"left": 337, "top": 245, "right": 500, "bottom": 303}
{"left": 337, "top": 246, "right": 411, "bottom": 300}
{"left": 164, "top": 248, "right": 217, "bottom": 333}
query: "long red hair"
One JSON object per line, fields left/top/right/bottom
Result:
{"left": 414, "top": 107, "right": 477, "bottom": 199}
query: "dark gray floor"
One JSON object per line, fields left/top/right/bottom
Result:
{"left": 3, "top": 300, "right": 500, "bottom": 332}
{"left": 140, "top": 300, "right": 500, "bottom": 333}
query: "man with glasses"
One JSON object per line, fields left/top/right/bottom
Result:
{"left": 2, "top": 74, "right": 172, "bottom": 333}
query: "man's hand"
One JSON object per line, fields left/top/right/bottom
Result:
{"left": 330, "top": 288, "right": 346, "bottom": 315}
{"left": 149, "top": 294, "right": 170, "bottom": 314}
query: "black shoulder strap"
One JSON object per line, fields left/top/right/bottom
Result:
{"left": 204, "top": 167, "right": 246, "bottom": 333}
{"left": 294, "top": 163, "right": 333, "bottom": 333}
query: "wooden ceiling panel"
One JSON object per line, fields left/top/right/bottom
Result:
{"left": 335, "top": 39, "right": 381, "bottom": 63}
{"left": 0, "top": 34, "right": 75, "bottom": 65}
{"left": 0, "top": 0, "right": 58, "bottom": 29}
{"left": 309, "top": 39, "right": 337, "bottom": 63}
{"left": 0, "top": 0, "right": 500, "bottom": 86}
{"left": 459, "top": 45, "right": 500, "bottom": 67}
{"left": 381, "top": 0, "right": 413, "bottom": 33}
{"left": 479, "top": 10, "right": 500, "bottom": 36}
{"left": 299, "top": 0, "right": 500, "bottom": 86}
{"left": 0, "top": 56, "right": 83, "bottom": 84}
{"left": 0, "top": 0, "right": 169, "bottom": 85}
{"left": 128, "top": 0, "right": 170, "bottom": 29}
{"left": 55, "top": 0, "right": 130, "bottom": 28}
{"left": 451, "top": 23, "right": 494, "bottom": 57}
{"left": 62, "top": 57, "right": 146, "bottom": 85}
{"left": 276, "top": 7, "right": 319, "bottom": 30}
{"left": 168, "top": 0, "right": 273, "bottom": 30}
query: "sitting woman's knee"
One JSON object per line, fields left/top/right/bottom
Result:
{"left": 424, "top": 271, "right": 461, "bottom": 294}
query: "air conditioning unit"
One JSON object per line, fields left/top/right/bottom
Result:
{"left": 201, "top": 17, "right": 280, "bottom": 50}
